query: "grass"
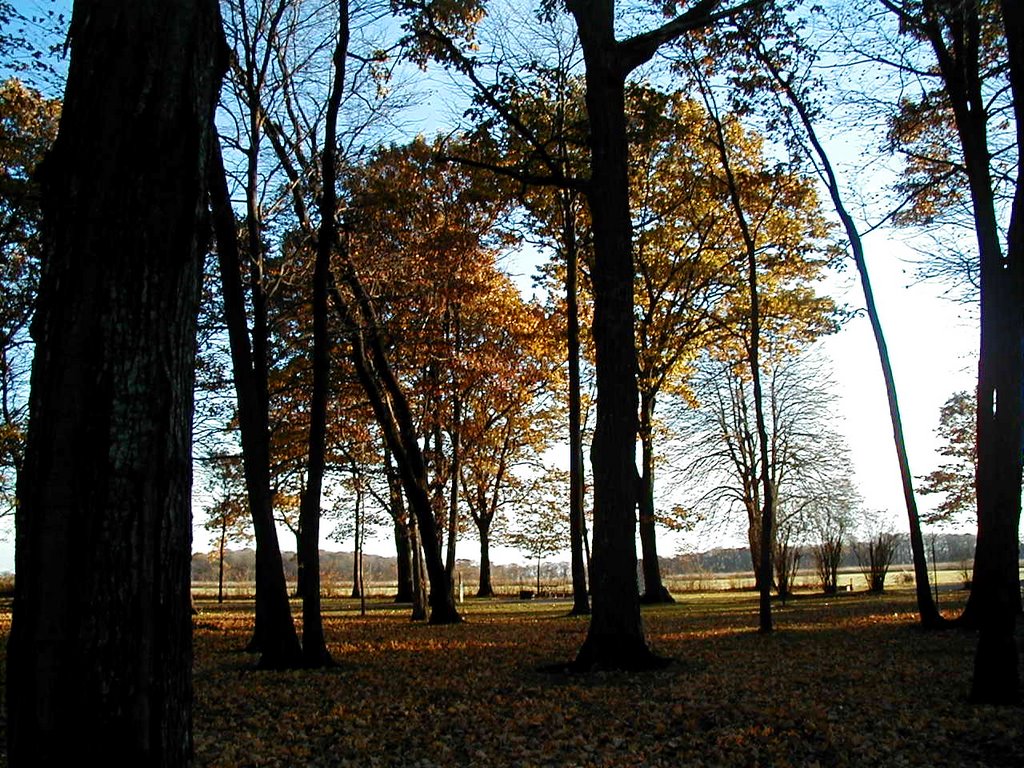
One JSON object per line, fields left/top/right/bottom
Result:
{"left": 1, "top": 588, "right": 1021, "bottom": 766}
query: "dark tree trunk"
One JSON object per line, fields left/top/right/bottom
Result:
{"left": 564, "top": 190, "right": 590, "bottom": 616}
{"left": 638, "top": 391, "right": 672, "bottom": 604}
{"left": 330, "top": 277, "right": 461, "bottom": 624}
{"left": 218, "top": 518, "right": 227, "bottom": 604}
{"left": 351, "top": 488, "right": 363, "bottom": 599}
{"left": 477, "top": 523, "right": 495, "bottom": 598}
{"left": 208, "top": 133, "right": 302, "bottom": 669}
{"left": 568, "top": 8, "right": 655, "bottom": 671}
{"left": 5, "top": 2, "right": 224, "bottom": 764}
{"left": 564, "top": 0, "right": 733, "bottom": 669}
{"left": 297, "top": 0, "right": 349, "bottom": 669}
{"left": 906, "top": 0, "right": 1023, "bottom": 702}
{"left": 965, "top": 0, "right": 1024, "bottom": 704}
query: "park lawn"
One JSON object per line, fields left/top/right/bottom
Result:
{"left": 183, "top": 589, "right": 1022, "bottom": 768}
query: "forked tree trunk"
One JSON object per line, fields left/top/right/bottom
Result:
{"left": 6, "top": 1, "right": 224, "bottom": 764}
{"left": 208, "top": 134, "right": 302, "bottom": 668}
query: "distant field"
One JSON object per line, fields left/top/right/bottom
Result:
{"left": 191, "top": 562, "right": 982, "bottom": 603}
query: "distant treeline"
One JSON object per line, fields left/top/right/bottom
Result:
{"left": 191, "top": 532, "right": 982, "bottom": 586}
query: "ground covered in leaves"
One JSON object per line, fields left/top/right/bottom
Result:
{"left": 182, "top": 590, "right": 1022, "bottom": 768}
{"left": 0, "top": 589, "right": 1020, "bottom": 766}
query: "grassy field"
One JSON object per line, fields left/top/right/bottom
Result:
{"left": 2, "top": 587, "right": 1021, "bottom": 766}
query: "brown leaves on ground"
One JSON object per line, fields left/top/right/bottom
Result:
{"left": 190, "top": 591, "right": 1022, "bottom": 768}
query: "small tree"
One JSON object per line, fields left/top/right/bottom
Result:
{"left": 773, "top": 522, "right": 801, "bottom": 600}
{"left": 814, "top": 535, "right": 844, "bottom": 595}
{"left": 508, "top": 469, "right": 569, "bottom": 596}
{"left": 855, "top": 531, "right": 900, "bottom": 594}
{"left": 808, "top": 491, "right": 855, "bottom": 595}
{"left": 918, "top": 391, "right": 977, "bottom": 526}
{"left": 201, "top": 454, "right": 254, "bottom": 603}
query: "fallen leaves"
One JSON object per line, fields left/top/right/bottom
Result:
{"left": 183, "top": 592, "right": 1024, "bottom": 767}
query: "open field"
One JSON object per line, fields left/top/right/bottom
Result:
{"left": 189, "top": 562, "right": 981, "bottom": 601}
{"left": 1, "top": 588, "right": 1020, "bottom": 767}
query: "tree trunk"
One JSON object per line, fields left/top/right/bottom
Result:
{"left": 750, "top": 40, "right": 943, "bottom": 627}
{"left": 564, "top": 190, "right": 590, "bottom": 616}
{"left": 410, "top": 517, "right": 428, "bottom": 621}
{"left": 218, "top": 519, "right": 227, "bottom": 604}
{"left": 394, "top": 518, "right": 414, "bottom": 602}
{"left": 6, "top": 2, "right": 223, "bottom": 764}
{"left": 638, "top": 390, "right": 672, "bottom": 604}
{"left": 208, "top": 132, "right": 302, "bottom": 668}
{"left": 909, "top": 0, "right": 1023, "bottom": 702}
{"left": 568, "top": 7, "right": 657, "bottom": 670}
{"left": 387, "top": 450, "right": 414, "bottom": 602}
{"left": 297, "top": 0, "right": 349, "bottom": 669}
{"left": 477, "top": 522, "right": 495, "bottom": 597}
{"left": 351, "top": 484, "right": 364, "bottom": 599}
{"left": 967, "top": 0, "right": 1024, "bottom": 705}
{"left": 330, "top": 271, "right": 460, "bottom": 624}
{"left": 701, "top": 82, "right": 775, "bottom": 632}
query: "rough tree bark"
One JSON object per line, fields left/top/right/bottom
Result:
{"left": 6, "top": 1, "right": 224, "bottom": 764}
{"left": 566, "top": 0, "right": 754, "bottom": 669}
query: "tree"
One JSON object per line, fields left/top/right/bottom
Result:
{"left": 295, "top": 0, "right": 349, "bottom": 668}
{"left": 562, "top": 0, "right": 769, "bottom": 670}
{"left": 457, "top": 282, "right": 564, "bottom": 598}
{"left": 399, "top": 0, "right": 765, "bottom": 668}
{"left": 627, "top": 83, "right": 836, "bottom": 606}
{"left": 679, "top": 353, "right": 853, "bottom": 604}
{"left": 729, "top": 6, "right": 946, "bottom": 628}
{"left": 809, "top": 484, "right": 856, "bottom": 594}
{"left": 508, "top": 469, "right": 571, "bottom": 596}
{"left": 918, "top": 390, "right": 977, "bottom": 526}
{"left": 0, "top": 77, "right": 58, "bottom": 518}
{"left": 878, "top": 0, "right": 1023, "bottom": 704}
{"left": 332, "top": 136, "right": 520, "bottom": 624}
{"left": 201, "top": 454, "right": 255, "bottom": 604}
{"left": 208, "top": 131, "right": 303, "bottom": 667}
{"left": 6, "top": 1, "right": 224, "bottom": 764}
{"left": 854, "top": 529, "right": 900, "bottom": 594}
